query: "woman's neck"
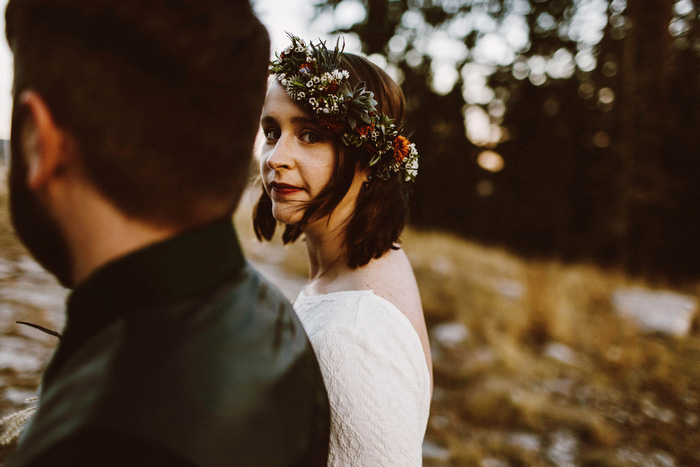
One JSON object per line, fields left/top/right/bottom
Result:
{"left": 301, "top": 173, "right": 366, "bottom": 289}
{"left": 303, "top": 219, "right": 346, "bottom": 282}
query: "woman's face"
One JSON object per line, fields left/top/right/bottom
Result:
{"left": 260, "top": 81, "right": 336, "bottom": 225}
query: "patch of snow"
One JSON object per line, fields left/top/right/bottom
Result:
{"left": 508, "top": 432, "right": 541, "bottom": 452}
{"left": 652, "top": 451, "right": 677, "bottom": 467}
{"left": 543, "top": 342, "right": 589, "bottom": 368}
{"left": 547, "top": 430, "right": 578, "bottom": 467}
{"left": 14, "top": 257, "right": 47, "bottom": 275}
{"left": 2, "top": 388, "right": 38, "bottom": 406}
{"left": 431, "top": 256, "right": 454, "bottom": 276}
{"left": 612, "top": 287, "right": 697, "bottom": 336}
{"left": 429, "top": 414, "right": 448, "bottom": 429}
{"left": 0, "top": 258, "right": 15, "bottom": 278}
{"left": 431, "top": 321, "right": 470, "bottom": 348}
{"left": 494, "top": 278, "right": 525, "bottom": 299}
{"left": 0, "top": 283, "right": 67, "bottom": 312}
{"left": 422, "top": 440, "right": 450, "bottom": 462}
{"left": 482, "top": 458, "right": 508, "bottom": 467}
{"left": 0, "top": 337, "right": 45, "bottom": 374}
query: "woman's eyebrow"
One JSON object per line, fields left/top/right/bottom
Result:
{"left": 260, "top": 115, "right": 277, "bottom": 126}
{"left": 261, "top": 114, "right": 319, "bottom": 127}
{"left": 290, "top": 115, "right": 320, "bottom": 126}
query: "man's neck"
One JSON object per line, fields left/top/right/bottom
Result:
{"left": 70, "top": 214, "right": 179, "bottom": 286}
{"left": 53, "top": 182, "right": 181, "bottom": 287}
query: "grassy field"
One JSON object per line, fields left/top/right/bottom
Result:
{"left": 398, "top": 229, "right": 700, "bottom": 466}
{"left": 0, "top": 181, "right": 698, "bottom": 465}
{"left": 235, "top": 188, "right": 700, "bottom": 466}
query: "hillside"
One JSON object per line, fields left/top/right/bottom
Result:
{"left": 0, "top": 184, "right": 698, "bottom": 465}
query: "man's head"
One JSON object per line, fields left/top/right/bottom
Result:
{"left": 5, "top": 0, "right": 270, "bottom": 226}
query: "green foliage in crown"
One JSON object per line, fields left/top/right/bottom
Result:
{"left": 269, "top": 34, "right": 419, "bottom": 183}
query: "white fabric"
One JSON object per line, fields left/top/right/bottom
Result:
{"left": 294, "top": 289, "right": 431, "bottom": 466}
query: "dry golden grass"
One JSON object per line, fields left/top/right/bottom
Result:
{"left": 401, "top": 228, "right": 699, "bottom": 464}
{"left": 1, "top": 179, "right": 696, "bottom": 465}
{"left": 235, "top": 190, "right": 700, "bottom": 465}
{"left": 0, "top": 167, "right": 29, "bottom": 262}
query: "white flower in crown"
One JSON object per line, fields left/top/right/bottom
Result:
{"left": 269, "top": 34, "right": 420, "bottom": 183}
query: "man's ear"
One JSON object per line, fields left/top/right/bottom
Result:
{"left": 18, "top": 90, "right": 67, "bottom": 191}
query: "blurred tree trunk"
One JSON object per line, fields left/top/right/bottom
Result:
{"left": 316, "top": 0, "right": 700, "bottom": 279}
{"left": 618, "top": 0, "right": 675, "bottom": 273}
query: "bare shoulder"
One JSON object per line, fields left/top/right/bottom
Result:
{"left": 347, "top": 247, "right": 433, "bottom": 387}
{"left": 348, "top": 248, "right": 423, "bottom": 321}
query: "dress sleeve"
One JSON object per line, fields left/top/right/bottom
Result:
{"left": 312, "top": 323, "right": 429, "bottom": 467}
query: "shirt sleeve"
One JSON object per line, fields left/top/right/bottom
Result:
{"left": 311, "top": 324, "right": 429, "bottom": 467}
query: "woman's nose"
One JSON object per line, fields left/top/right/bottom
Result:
{"left": 265, "top": 135, "right": 295, "bottom": 170}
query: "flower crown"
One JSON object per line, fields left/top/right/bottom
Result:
{"left": 269, "top": 34, "right": 419, "bottom": 183}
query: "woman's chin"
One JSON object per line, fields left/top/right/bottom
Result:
{"left": 271, "top": 208, "right": 303, "bottom": 226}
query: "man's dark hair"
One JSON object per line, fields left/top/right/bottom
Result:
{"left": 253, "top": 53, "right": 411, "bottom": 268}
{"left": 5, "top": 0, "right": 270, "bottom": 227}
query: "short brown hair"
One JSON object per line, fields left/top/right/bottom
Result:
{"left": 6, "top": 0, "right": 270, "bottom": 227}
{"left": 253, "top": 52, "right": 411, "bottom": 268}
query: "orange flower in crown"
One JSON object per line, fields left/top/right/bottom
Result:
{"left": 393, "top": 135, "right": 411, "bottom": 164}
{"left": 318, "top": 115, "right": 346, "bottom": 135}
{"left": 325, "top": 82, "right": 340, "bottom": 94}
{"left": 356, "top": 124, "right": 373, "bottom": 137}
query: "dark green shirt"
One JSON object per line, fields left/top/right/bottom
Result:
{"left": 8, "top": 218, "right": 330, "bottom": 466}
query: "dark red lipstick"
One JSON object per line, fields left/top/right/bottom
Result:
{"left": 270, "top": 181, "right": 303, "bottom": 196}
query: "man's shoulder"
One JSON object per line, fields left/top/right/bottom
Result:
{"left": 147, "top": 263, "right": 317, "bottom": 394}
{"left": 13, "top": 264, "right": 329, "bottom": 466}
{"left": 107, "top": 262, "right": 323, "bottom": 422}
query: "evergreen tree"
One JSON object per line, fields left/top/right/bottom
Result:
{"left": 315, "top": 0, "right": 700, "bottom": 279}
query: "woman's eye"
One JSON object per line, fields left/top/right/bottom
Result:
{"left": 264, "top": 128, "right": 281, "bottom": 141}
{"left": 300, "top": 131, "right": 323, "bottom": 144}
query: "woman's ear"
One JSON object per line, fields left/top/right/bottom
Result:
{"left": 356, "top": 163, "right": 372, "bottom": 184}
{"left": 17, "top": 90, "right": 68, "bottom": 191}
{"left": 362, "top": 170, "right": 372, "bottom": 185}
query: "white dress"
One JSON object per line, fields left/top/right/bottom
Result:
{"left": 294, "top": 289, "right": 431, "bottom": 466}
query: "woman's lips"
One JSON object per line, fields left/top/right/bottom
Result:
{"left": 270, "top": 182, "right": 303, "bottom": 196}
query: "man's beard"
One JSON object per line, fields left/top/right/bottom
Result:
{"left": 8, "top": 101, "right": 74, "bottom": 287}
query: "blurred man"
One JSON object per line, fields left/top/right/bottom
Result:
{"left": 4, "top": 0, "right": 329, "bottom": 465}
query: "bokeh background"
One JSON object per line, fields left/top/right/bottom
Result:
{"left": 1, "top": 0, "right": 699, "bottom": 465}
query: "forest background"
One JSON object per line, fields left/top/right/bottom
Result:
{"left": 0, "top": 1, "right": 699, "bottom": 466}
{"left": 246, "top": 1, "right": 700, "bottom": 464}
{"left": 307, "top": 0, "right": 700, "bottom": 282}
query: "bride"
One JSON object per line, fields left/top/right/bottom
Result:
{"left": 254, "top": 35, "right": 432, "bottom": 466}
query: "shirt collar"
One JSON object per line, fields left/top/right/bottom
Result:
{"left": 65, "top": 216, "right": 245, "bottom": 334}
